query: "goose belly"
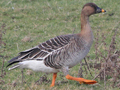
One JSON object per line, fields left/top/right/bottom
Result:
{"left": 19, "top": 60, "right": 60, "bottom": 73}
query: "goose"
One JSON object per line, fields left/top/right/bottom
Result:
{"left": 7, "top": 3, "right": 106, "bottom": 87}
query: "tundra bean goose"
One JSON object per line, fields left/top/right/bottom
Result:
{"left": 7, "top": 3, "right": 106, "bottom": 87}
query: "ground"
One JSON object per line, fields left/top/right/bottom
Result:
{"left": 0, "top": 0, "right": 120, "bottom": 90}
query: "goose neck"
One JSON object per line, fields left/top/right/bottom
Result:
{"left": 79, "top": 11, "right": 93, "bottom": 44}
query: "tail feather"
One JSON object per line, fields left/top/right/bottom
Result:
{"left": 8, "top": 64, "right": 20, "bottom": 70}
{"left": 7, "top": 55, "right": 20, "bottom": 68}
{"left": 8, "top": 56, "right": 19, "bottom": 63}
{"left": 7, "top": 61, "right": 20, "bottom": 67}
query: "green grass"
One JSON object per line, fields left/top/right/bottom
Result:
{"left": 0, "top": 0, "right": 120, "bottom": 90}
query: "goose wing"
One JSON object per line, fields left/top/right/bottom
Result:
{"left": 7, "top": 35, "right": 74, "bottom": 67}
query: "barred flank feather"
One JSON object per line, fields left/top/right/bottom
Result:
{"left": 44, "top": 35, "right": 87, "bottom": 69}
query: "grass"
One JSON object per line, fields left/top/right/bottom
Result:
{"left": 0, "top": 0, "right": 120, "bottom": 90}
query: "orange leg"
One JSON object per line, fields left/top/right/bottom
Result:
{"left": 50, "top": 73, "right": 57, "bottom": 87}
{"left": 66, "top": 74, "right": 97, "bottom": 84}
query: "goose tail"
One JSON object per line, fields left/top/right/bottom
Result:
{"left": 8, "top": 64, "right": 20, "bottom": 70}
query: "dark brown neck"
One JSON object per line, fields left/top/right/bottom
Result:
{"left": 78, "top": 11, "right": 93, "bottom": 44}
{"left": 80, "top": 11, "right": 90, "bottom": 30}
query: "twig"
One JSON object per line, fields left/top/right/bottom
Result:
{"left": 93, "top": 68, "right": 104, "bottom": 80}
{"left": 78, "top": 61, "right": 83, "bottom": 77}
{"left": 94, "top": 29, "right": 100, "bottom": 76}
{"left": 16, "top": 43, "right": 19, "bottom": 51}
{"left": 21, "top": 69, "right": 24, "bottom": 85}
{"left": 0, "top": 59, "right": 4, "bottom": 77}
{"left": 21, "top": 69, "right": 32, "bottom": 90}
{"left": 84, "top": 65, "right": 88, "bottom": 75}
{"left": 84, "top": 58, "right": 93, "bottom": 78}
{"left": 72, "top": 28, "right": 75, "bottom": 34}
{"left": 104, "top": 65, "right": 106, "bottom": 90}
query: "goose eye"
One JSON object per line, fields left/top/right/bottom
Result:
{"left": 90, "top": 5, "right": 93, "bottom": 7}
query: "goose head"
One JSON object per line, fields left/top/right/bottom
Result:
{"left": 82, "top": 3, "right": 106, "bottom": 16}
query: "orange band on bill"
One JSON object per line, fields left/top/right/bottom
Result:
{"left": 102, "top": 9, "right": 105, "bottom": 12}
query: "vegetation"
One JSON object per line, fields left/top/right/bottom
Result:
{"left": 0, "top": 0, "right": 120, "bottom": 90}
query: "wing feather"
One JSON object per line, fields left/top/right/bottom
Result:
{"left": 7, "top": 35, "right": 73, "bottom": 67}
{"left": 44, "top": 35, "right": 86, "bottom": 69}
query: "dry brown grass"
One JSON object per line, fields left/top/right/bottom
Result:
{"left": 78, "top": 26, "right": 120, "bottom": 89}
{"left": 0, "top": 24, "right": 6, "bottom": 78}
